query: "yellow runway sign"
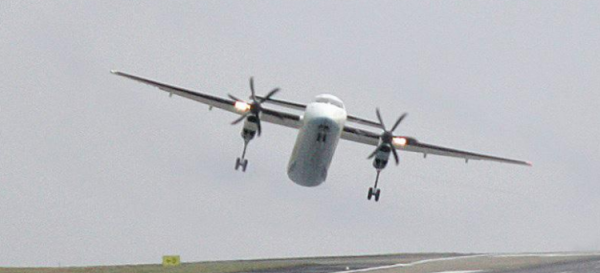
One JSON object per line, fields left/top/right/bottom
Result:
{"left": 162, "top": 255, "right": 181, "bottom": 266}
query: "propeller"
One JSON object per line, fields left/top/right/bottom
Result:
{"left": 367, "top": 108, "right": 408, "bottom": 165}
{"left": 228, "top": 77, "right": 282, "bottom": 136}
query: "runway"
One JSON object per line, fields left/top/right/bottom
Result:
{"left": 241, "top": 253, "right": 600, "bottom": 273}
{"left": 2, "top": 253, "right": 599, "bottom": 273}
{"left": 493, "top": 256, "right": 600, "bottom": 273}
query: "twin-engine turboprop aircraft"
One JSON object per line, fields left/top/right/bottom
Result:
{"left": 111, "top": 70, "right": 531, "bottom": 202}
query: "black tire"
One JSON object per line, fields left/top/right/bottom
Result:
{"left": 367, "top": 187, "right": 373, "bottom": 200}
{"left": 375, "top": 189, "right": 381, "bottom": 202}
{"left": 235, "top": 158, "right": 240, "bottom": 170}
{"left": 242, "top": 160, "right": 248, "bottom": 172}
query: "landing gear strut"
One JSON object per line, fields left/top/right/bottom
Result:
{"left": 367, "top": 148, "right": 390, "bottom": 202}
{"left": 367, "top": 170, "right": 382, "bottom": 202}
{"left": 235, "top": 139, "right": 250, "bottom": 172}
{"left": 235, "top": 127, "right": 255, "bottom": 172}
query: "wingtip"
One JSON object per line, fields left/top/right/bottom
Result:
{"left": 526, "top": 161, "right": 533, "bottom": 167}
{"left": 110, "top": 69, "right": 119, "bottom": 74}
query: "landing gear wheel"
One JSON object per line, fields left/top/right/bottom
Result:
{"left": 235, "top": 158, "right": 248, "bottom": 172}
{"left": 367, "top": 187, "right": 381, "bottom": 202}
{"left": 241, "top": 159, "right": 248, "bottom": 172}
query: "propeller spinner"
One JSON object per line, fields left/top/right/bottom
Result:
{"left": 367, "top": 108, "right": 408, "bottom": 165}
{"left": 228, "top": 77, "right": 281, "bottom": 136}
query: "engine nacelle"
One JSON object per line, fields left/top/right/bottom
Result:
{"left": 241, "top": 115, "right": 259, "bottom": 140}
{"left": 373, "top": 145, "right": 392, "bottom": 170}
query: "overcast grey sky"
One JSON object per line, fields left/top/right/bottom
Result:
{"left": 1, "top": 0, "right": 599, "bottom": 267}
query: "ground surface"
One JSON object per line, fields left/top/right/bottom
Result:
{"left": 2, "top": 253, "right": 599, "bottom": 273}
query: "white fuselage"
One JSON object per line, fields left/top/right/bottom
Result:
{"left": 287, "top": 95, "right": 347, "bottom": 187}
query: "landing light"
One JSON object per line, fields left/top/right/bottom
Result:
{"left": 393, "top": 137, "right": 408, "bottom": 147}
{"left": 234, "top": 101, "right": 251, "bottom": 112}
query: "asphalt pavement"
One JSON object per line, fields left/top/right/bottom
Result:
{"left": 242, "top": 253, "right": 600, "bottom": 273}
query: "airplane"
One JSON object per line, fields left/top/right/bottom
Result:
{"left": 111, "top": 70, "right": 531, "bottom": 202}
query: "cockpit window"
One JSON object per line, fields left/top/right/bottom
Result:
{"left": 314, "top": 95, "right": 345, "bottom": 109}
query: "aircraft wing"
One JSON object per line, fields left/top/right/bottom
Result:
{"left": 341, "top": 125, "right": 531, "bottom": 166}
{"left": 111, "top": 70, "right": 302, "bottom": 129}
{"left": 112, "top": 70, "right": 530, "bottom": 166}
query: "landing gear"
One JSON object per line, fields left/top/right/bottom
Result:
{"left": 235, "top": 157, "right": 248, "bottom": 172}
{"left": 367, "top": 170, "right": 382, "bottom": 202}
{"left": 235, "top": 126, "right": 255, "bottom": 172}
{"left": 367, "top": 147, "right": 391, "bottom": 202}
{"left": 367, "top": 187, "right": 381, "bottom": 202}
{"left": 235, "top": 139, "right": 250, "bottom": 172}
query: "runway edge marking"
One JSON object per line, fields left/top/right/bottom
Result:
{"left": 333, "top": 253, "right": 600, "bottom": 273}
{"left": 332, "top": 254, "right": 487, "bottom": 273}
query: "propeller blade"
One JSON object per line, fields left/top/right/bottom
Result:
{"left": 256, "top": 117, "right": 262, "bottom": 136}
{"left": 249, "top": 77, "right": 256, "bottom": 101}
{"left": 375, "top": 108, "right": 386, "bottom": 130}
{"left": 228, "top": 94, "right": 244, "bottom": 102}
{"left": 231, "top": 113, "right": 249, "bottom": 125}
{"left": 367, "top": 146, "right": 380, "bottom": 159}
{"left": 260, "top": 88, "right": 280, "bottom": 102}
{"left": 390, "top": 113, "right": 408, "bottom": 132}
{"left": 391, "top": 146, "right": 400, "bottom": 165}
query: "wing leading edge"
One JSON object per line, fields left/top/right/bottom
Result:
{"left": 110, "top": 70, "right": 302, "bottom": 129}
{"left": 341, "top": 125, "right": 531, "bottom": 166}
